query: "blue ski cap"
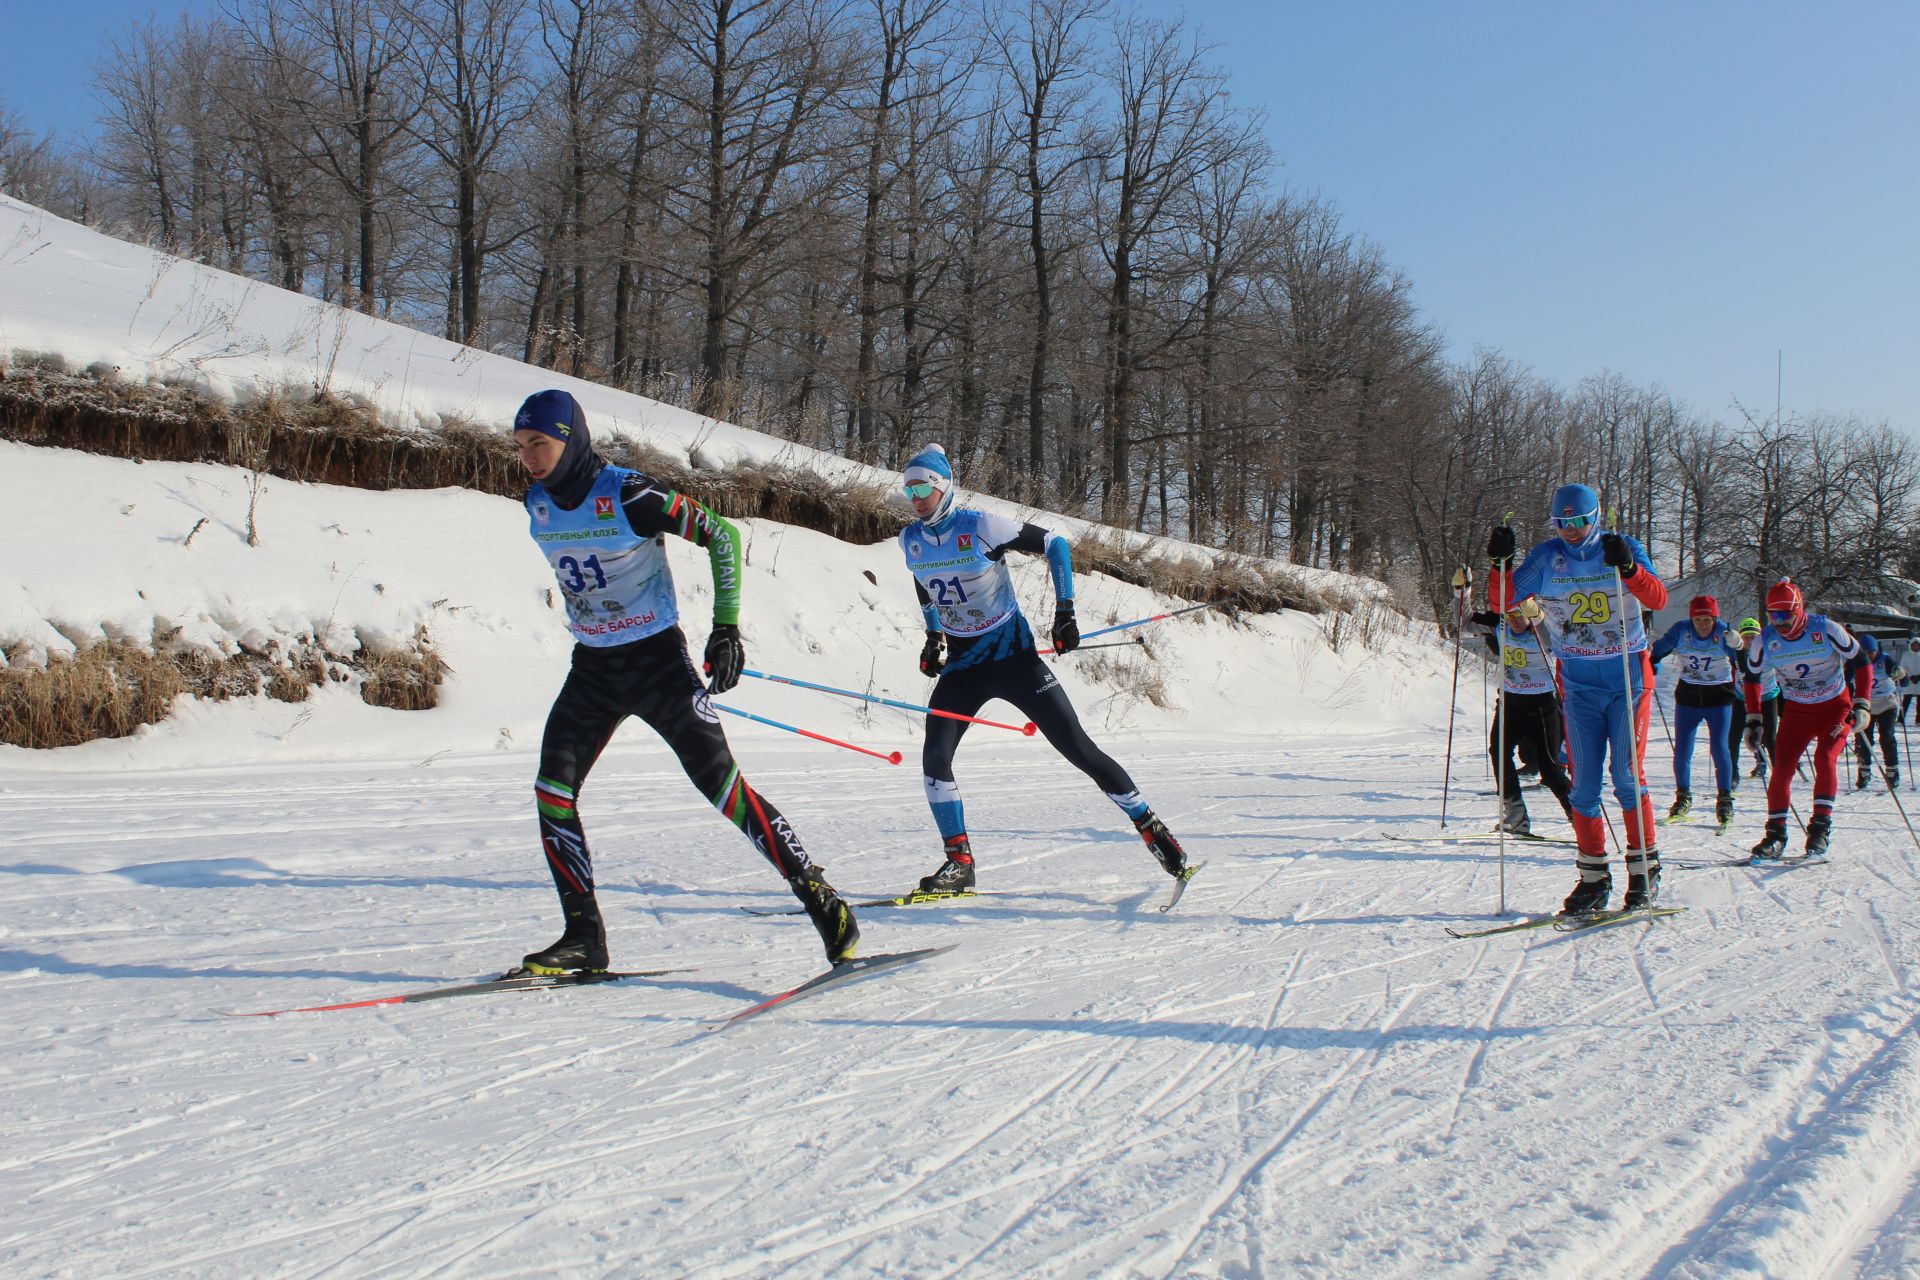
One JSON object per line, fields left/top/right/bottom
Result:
{"left": 903, "top": 443, "right": 956, "bottom": 527}
{"left": 513, "top": 389, "right": 586, "bottom": 443}
{"left": 1548, "top": 482, "right": 1601, "bottom": 530}
{"left": 1861, "top": 633, "right": 1880, "bottom": 654}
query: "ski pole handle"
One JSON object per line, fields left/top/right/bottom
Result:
{"left": 713, "top": 703, "right": 904, "bottom": 764}
{"left": 740, "top": 669, "right": 1037, "bottom": 735}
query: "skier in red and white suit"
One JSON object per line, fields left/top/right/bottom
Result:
{"left": 1740, "top": 578, "right": 1873, "bottom": 859}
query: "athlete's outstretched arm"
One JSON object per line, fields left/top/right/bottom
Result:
{"left": 622, "top": 479, "right": 742, "bottom": 625}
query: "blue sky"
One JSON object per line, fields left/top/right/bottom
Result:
{"left": 6, "top": 1, "right": 1916, "bottom": 432}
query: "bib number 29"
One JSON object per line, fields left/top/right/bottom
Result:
{"left": 1569, "top": 591, "right": 1612, "bottom": 625}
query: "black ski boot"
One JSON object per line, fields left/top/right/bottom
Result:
{"left": 1857, "top": 767, "right": 1872, "bottom": 791}
{"left": 917, "top": 836, "right": 977, "bottom": 896}
{"left": 1134, "top": 810, "right": 1191, "bottom": 877}
{"left": 522, "top": 892, "right": 609, "bottom": 974}
{"left": 1666, "top": 790, "right": 1692, "bottom": 822}
{"left": 791, "top": 865, "right": 860, "bottom": 964}
{"left": 1804, "top": 814, "right": 1833, "bottom": 859}
{"left": 1715, "top": 791, "right": 1735, "bottom": 828}
{"left": 1498, "top": 796, "right": 1532, "bottom": 837}
{"left": 1562, "top": 873, "right": 1611, "bottom": 915}
{"left": 1891, "top": 768, "right": 1902, "bottom": 789}
{"left": 1623, "top": 856, "right": 1661, "bottom": 910}
{"left": 1750, "top": 819, "right": 1788, "bottom": 861}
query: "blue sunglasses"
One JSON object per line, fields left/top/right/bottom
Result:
{"left": 904, "top": 481, "right": 940, "bottom": 500}
{"left": 1550, "top": 513, "right": 1594, "bottom": 530}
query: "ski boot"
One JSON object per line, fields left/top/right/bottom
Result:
{"left": 522, "top": 891, "right": 609, "bottom": 974}
{"left": 1561, "top": 872, "right": 1611, "bottom": 916}
{"left": 1715, "top": 791, "right": 1735, "bottom": 829}
{"left": 1497, "top": 796, "right": 1532, "bottom": 837}
{"left": 1891, "top": 769, "right": 1902, "bottom": 790}
{"left": 791, "top": 865, "right": 860, "bottom": 964}
{"left": 1750, "top": 819, "right": 1788, "bottom": 861}
{"left": 1666, "top": 790, "right": 1692, "bottom": 822}
{"left": 1134, "top": 810, "right": 1192, "bottom": 878}
{"left": 1804, "top": 814, "right": 1833, "bottom": 859}
{"left": 916, "top": 836, "right": 977, "bottom": 896}
{"left": 1623, "top": 856, "right": 1661, "bottom": 910}
{"left": 1857, "top": 767, "right": 1872, "bottom": 791}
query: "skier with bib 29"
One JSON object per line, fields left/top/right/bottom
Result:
{"left": 897, "top": 444, "right": 1193, "bottom": 898}
{"left": 511, "top": 390, "right": 858, "bottom": 973}
{"left": 1488, "top": 484, "right": 1669, "bottom": 913}
{"left": 1740, "top": 578, "right": 1872, "bottom": 859}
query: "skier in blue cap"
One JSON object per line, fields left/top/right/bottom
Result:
{"left": 508, "top": 389, "right": 858, "bottom": 973}
{"left": 1488, "top": 483, "right": 1669, "bottom": 913}
{"left": 896, "top": 443, "right": 1195, "bottom": 900}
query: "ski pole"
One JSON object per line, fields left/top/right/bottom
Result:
{"left": 1871, "top": 752, "right": 1920, "bottom": 854}
{"left": 741, "top": 668, "right": 1038, "bottom": 735}
{"left": 1065, "top": 637, "right": 1150, "bottom": 652}
{"left": 713, "top": 704, "right": 904, "bottom": 764}
{"left": 1440, "top": 567, "right": 1471, "bottom": 829}
{"left": 1495, "top": 618, "right": 1510, "bottom": 915}
{"left": 1037, "top": 597, "right": 1231, "bottom": 655}
{"left": 1609, "top": 511, "right": 1652, "bottom": 914}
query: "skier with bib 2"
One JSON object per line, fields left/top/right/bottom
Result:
{"left": 1740, "top": 578, "right": 1872, "bottom": 859}
{"left": 1488, "top": 484, "right": 1669, "bottom": 913}
{"left": 511, "top": 390, "right": 858, "bottom": 973}
{"left": 897, "top": 444, "right": 1193, "bottom": 898}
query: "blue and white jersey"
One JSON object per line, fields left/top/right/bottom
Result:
{"left": 1868, "top": 653, "right": 1899, "bottom": 713}
{"left": 1748, "top": 614, "right": 1859, "bottom": 705}
{"left": 1498, "top": 623, "right": 1557, "bottom": 696}
{"left": 900, "top": 509, "right": 1028, "bottom": 638}
{"left": 527, "top": 465, "right": 679, "bottom": 647}
{"left": 1651, "top": 619, "right": 1739, "bottom": 686}
{"left": 1504, "top": 529, "right": 1660, "bottom": 664}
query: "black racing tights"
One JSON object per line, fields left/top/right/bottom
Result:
{"left": 532, "top": 627, "right": 811, "bottom": 904}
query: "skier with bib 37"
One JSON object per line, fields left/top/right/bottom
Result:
{"left": 1740, "top": 578, "right": 1872, "bottom": 859}
{"left": 511, "top": 390, "right": 858, "bottom": 973}
{"left": 897, "top": 444, "right": 1193, "bottom": 899}
{"left": 1488, "top": 484, "right": 1669, "bottom": 913}
{"left": 1649, "top": 595, "right": 1745, "bottom": 829}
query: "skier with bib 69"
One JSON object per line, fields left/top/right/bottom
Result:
{"left": 1462, "top": 602, "right": 1574, "bottom": 836}
{"left": 1740, "top": 578, "right": 1872, "bottom": 859}
{"left": 897, "top": 444, "right": 1194, "bottom": 899}
{"left": 510, "top": 390, "right": 858, "bottom": 973}
{"left": 1488, "top": 484, "right": 1669, "bottom": 913}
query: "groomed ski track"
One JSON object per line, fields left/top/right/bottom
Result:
{"left": 6, "top": 735, "right": 1920, "bottom": 1278}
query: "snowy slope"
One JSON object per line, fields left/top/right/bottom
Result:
{"left": 7, "top": 196, "right": 1920, "bottom": 1279}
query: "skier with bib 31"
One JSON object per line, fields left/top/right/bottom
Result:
{"left": 1740, "top": 578, "right": 1872, "bottom": 859}
{"left": 1488, "top": 484, "right": 1669, "bottom": 913}
{"left": 897, "top": 444, "right": 1193, "bottom": 899}
{"left": 511, "top": 390, "right": 857, "bottom": 973}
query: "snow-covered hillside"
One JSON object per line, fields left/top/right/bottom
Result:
{"left": 8, "top": 197, "right": 1920, "bottom": 1280}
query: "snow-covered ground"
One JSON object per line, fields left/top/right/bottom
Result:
{"left": 7, "top": 194, "right": 1920, "bottom": 1278}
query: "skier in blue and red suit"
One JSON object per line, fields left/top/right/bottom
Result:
{"left": 1741, "top": 578, "right": 1873, "bottom": 859}
{"left": 1488, "top": 483, "right": 1669, "bottom": 913}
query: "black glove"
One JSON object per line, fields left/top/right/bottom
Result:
{"left": 1600, "top": 531, "right": 1637, "bottom": 576}
{"left": 1486, "top": 526, "right": 1516, "bottom": 563}
{"left": 919, "top": 631, "right": 946, "bottom": 676}
{"left": 703, "top": 623, "right": 744, "bottom": 694}
{"left": 1051, "top": 602, "right": 1079, "bottom": 653}
{"left": 1744, "top": 716, "right": 1763, "bottom": 754}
